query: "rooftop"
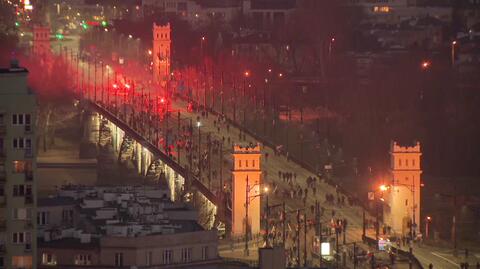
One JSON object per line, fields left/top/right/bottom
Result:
{"left": 38, "top": 196, "right": 77, "bottom": 207}
{"left": 38, "top": 237, "right": 100, "bottom": 249}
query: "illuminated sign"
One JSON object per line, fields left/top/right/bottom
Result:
{"left": 321, "top": 242, "right": 331, "bottom": 256}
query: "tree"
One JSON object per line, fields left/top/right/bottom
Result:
{"left": 21, "top": 55, "right": 76, "bottom": 152}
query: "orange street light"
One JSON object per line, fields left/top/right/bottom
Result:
{"left": 244, "top": 71, "right": 250, "bottom": 77}
{"left": 148, "top": 49, "right": 152, "bottom": 55}
{"left": 379, "top": 184, "right": 389, "bottom": 192}
{"left": 268, "top": 68, "right": 272, "bottom": 73}
{"left": 278, "top": 73, "right": 283, "bottom": 78}
{"left": 201, "top": 36, "right": 205, "bottom": 41}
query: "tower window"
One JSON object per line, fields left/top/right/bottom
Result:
{"left": 239, "top": 160, "right": 241, "bottom": 167}
{"left": 252, "top": 160, "right": 255, "bottom": 167}
{"left": 246, "top": 160, "right": 249, "bottom": 167}
{"left": 406, "top": 159, "right": 409, "bottom": 166}
{"left": 398, "top": 159, "right": 402, "bottom": 166}
{"left": 412, "top": 159, "right": 415, "bottom": 166}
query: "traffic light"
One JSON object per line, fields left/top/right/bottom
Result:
{"left": 81, "top": 21, "right": 88, "bottom": 30}
{"left": 55, "top": 33, "right": 64, "bottom": 40}
{"left": 101, "top": 21, "right": 108, "bottom": 27}
{"left": 15, "top": 22, "right": 20, "bottom": 27}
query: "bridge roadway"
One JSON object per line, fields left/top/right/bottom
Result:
{"left": 55, "top": 42, "right": 426, "bottom": 267}
{"left": 85, "top": 99, "right": 224, "bottom": 217}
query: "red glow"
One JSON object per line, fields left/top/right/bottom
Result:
{"left": 421, "top": 61, "right": 431, "bottom": 69}
{"left": 160, "top": 97, "right": 165, "bottom": 104}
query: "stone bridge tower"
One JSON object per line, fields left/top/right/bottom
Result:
{"left": 153, "top": 23, "right": 171, "bottom": 85}
{"left": 384, "top": 141, "right": 422, "bottom": 237}
{"left": 32, "top": 25, "right": 51, "bottom": 59}
{"left": 231, "top": 144, "right": 262, "bottom": 238}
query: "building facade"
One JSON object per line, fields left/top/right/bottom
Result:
{"left": 231, "top": 144, "right": 262, "bottom": 237}
{"left": 32, "top": 26, "right": 51, "bottom": 60}
{"left": 153, "top": 23, "right": 171, "bottom": 85}
{"left": 384, "top": 141, "right": 422, "bottom": 237}
{"left": 0, "top": 62, "right": 37, "bottom": 269}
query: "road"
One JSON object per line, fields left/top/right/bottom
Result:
{"left": 41, "top": 32, "right": 475, "bottom": 268}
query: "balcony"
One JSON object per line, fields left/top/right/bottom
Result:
{"left": 24, "top": 125, "right": 32, "bottom": 134}
{"left": 25, "top": 171, "right": 33, "bottom": 181}
{"left": 24, "top": 148, "right": 33, "bottom": 159}
{"left": 25, "top": 195, "right": 33, "bottom": 205}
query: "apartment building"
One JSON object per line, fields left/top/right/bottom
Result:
{"left": 37, "top": 185, "right": 220, "bottom": 268}
{"left": 0, "top": 61, "right": 37, "bottom": 269}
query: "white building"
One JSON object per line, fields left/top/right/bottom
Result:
{"left": 383, "top": 141, "right": 422, "bottom": 237}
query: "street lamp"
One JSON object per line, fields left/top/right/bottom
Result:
{"left": 451, "top": 40, "right": 457, "bottom": 67}
{"left": 421, "top": 60, "right": 431, "bottom": 70}
{"left": 425, "top": 216, "right": 432, "bottom": 239}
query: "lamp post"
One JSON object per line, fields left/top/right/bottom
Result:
{"left": 451, "top": 40, "right": 457, "bottom": 67}
{"left": 425, "top": 216, "right": 432, "bottom": 239}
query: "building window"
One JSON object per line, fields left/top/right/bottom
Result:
{"left": 238, "top": 160, "right": 241, "bottom": 167}
{"left": 412, "top": 159, "right": 415, "bottom": 166}
{"left": 12, "top": 114, "right": 29, "bottom": 125}
{"left": 246, "top": 160, "right": 249, "bottom": 167}
{"left": 13, "top": 185, "right": 25, "bottom": 196}
{"left": 252, "top": 160, "right": 255, "bottom": 168}
{"left": 13, "top": 160, "right": 32, "bottom": 173}
{"left": 13, "top": 232, "right": 26, "bottom": 244}
{"left": 62, "top": 209, "right": 73, "bottom": 224}
{"left": 37, "top": 211, "right": 49, "bottom": 226}
{"left": 11, "top": 256, "right": 32, "bottom": 269}
{"left": 146, "top": 251, "right": 152, "bottom": 266}
{"left": 0, "top": 114, "right": 4, "bottom": 125}
{"left": 12, "top": 138, "right": 32, "bottom": 149}
{"left": 201, "top": 246, "right": 209, "bottom": 260}
{"left": 405, "top": 199, "right": 408, "bottom": 206}
{"left": 75, "top": 254, "right": 92, "bottom": 265}
{"left": 181, "top": 248, "right": 191, "bottom": 263}
{"left": 13, "top": 208, "right": 29, "bottom": 220}
{"left": 398, "top": 159, "right": 402, "bottom": 167}
{"left": 115, "top": 253, "right": 123, "bottom": 267}
{"left": 163, "top": 249, "right": 172, "bottom": 264}
{"left": 42, "top": 253, "right": 57, "bottom": 265}
{"left": 0, "top": 257, "right": 3, "bottom": 268}
{"left": 25, "top": 114, "right": 31, "bottom": 125}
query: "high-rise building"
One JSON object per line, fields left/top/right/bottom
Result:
{"left": 0, "top": 61, "right": 37, "bottom": 269}
{"left": 384, "top": 141, "right": 422, "bottom": 237}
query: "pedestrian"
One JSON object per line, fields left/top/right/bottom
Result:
{"left": 428, "top": 264, "right": 433, "bottom": 269}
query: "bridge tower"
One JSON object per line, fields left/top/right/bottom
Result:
{"left": 384, "top": 141, "right": 422, "bottom": 237}
{"left": 32, "top": 25, "right": 51, "bottom": 59}
{"left": 153, "top": 23, "right": 171, "bottom": 85}
{"left": 231, "top": 144, "right": 262, "bottom": 238}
